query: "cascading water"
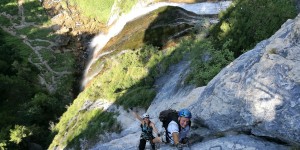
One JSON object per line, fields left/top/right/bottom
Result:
{"left": 81, "top": 1, "right": 232, "bottom": 88}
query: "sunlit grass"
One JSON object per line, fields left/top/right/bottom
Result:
{"left": 69, "top": 0, "right": 114, "bottom": 23}
{"left": 116, "top": 0, "right": 138, "bottom": 14}
{"left": 67, "top": 0, "right": 139, "bottom": 24}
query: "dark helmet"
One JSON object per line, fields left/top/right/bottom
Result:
{"left": 178, "top": 109, "right": 192, "bottom": 118}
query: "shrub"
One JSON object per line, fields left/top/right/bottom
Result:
{"left": 9, "top": 125, "right": 32, "bottom": 144}
{"left": 187, "top": 40, "right": 234, "bottom": 86}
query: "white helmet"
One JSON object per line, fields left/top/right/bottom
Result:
{"left": 142, "top": 113, "right": 150, "bottom": 119}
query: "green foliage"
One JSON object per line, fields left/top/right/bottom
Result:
{"left": 23, "top": 0, "right": 49, "bottom": 24}
{"left": 0, "top": 75, "right": 35, "bottom": 104}
{"left": 0, "top": 30, "right": 39, "bottom": 104}
{"left": 17, "top": 26, "right": 54, "bottom": 40}
{"left": 67, "top": 0, "right": 139, "bottom": 23}
{"left": 210, "top": 0, "right": 297, "bottom": 57}
{"left": 9, "top": 125, "right": 32, "bottom": 144}
{"left": 0, "top": 23, "right": 73, "bottom": 149}
{"left": 0, "top": 0, "right": 76, "bottom": 149}
{"left": 186, "top": 40, "right": 234, "bottom": 86}
{"left": 0, "top": 16, "right": 11, "bottom": 27}
{"left": 186, "top": 0, "right": 297, "bottom": 86}
{"left": 21, "top": 93, "right": 62, "bottom": 124}
{"left": 116, "top": 86, "right": 156, "bottom": 109}
{"left": 49, "top": 104, "right": 121, "bottom": 149}
{"left": 116, "top": 0, "right": 139, "bottom": 14}
{"left": 66, "top": 110, "right": 121, "bottom": 149}
{"left": 0, "top": 141, "right": 6, "bottom": 150}
{"left": 0, "top": 127, "right": 9, "bottom": 150}
{"left": 69, "top": 0, "right": 115, "bottom": 23}
{"left": 86, "top": 45, "right": 178, "bottom": 106}
{"left": 0, "top": 30, "right": 42, "bottom": 149}
{"left": 0, "top": 0, "right": 18, "bottom": 15}
{"left": 40, "top": 49, "right": 75, "bottom": 72}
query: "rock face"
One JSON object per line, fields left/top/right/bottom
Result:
{"left": 92, "top": 14, "right": 300, "bottom": 149}
{"left": 192, "top": 135, "right": 289, "bottom": 150}
{"left": 190, "top": 14, "right": 300, "bottom": 144}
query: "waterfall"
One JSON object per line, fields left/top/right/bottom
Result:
{"left": 81, "top": 1, "right": 232, "bottom": 88}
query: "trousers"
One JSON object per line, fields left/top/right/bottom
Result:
{"left": 139, "top": 138, "right": 155, "bottom": 150}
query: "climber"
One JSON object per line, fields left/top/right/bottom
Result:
{"left": 130, "top": 108, "right": 159, "bottom": 150}
{"left": 152, "top": 109, "right": 192, "bottom": 150}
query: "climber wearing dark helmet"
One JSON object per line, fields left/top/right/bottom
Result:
{"left": 152, "top": 108, "right": 192, "bottom": 150}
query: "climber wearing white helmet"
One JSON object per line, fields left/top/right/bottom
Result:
{"left": 131, "top": 108, "right": 159, "bottom": 150}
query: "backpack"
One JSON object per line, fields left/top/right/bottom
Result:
{"left": 159, "top": 109, "right": 192, "bottom": 143}
{"left": 159, "top": 109, "right": 180, "bottom": 143}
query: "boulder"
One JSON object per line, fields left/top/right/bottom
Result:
{"left": 190, "top": 14, "right": 300, "bottom": 144}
